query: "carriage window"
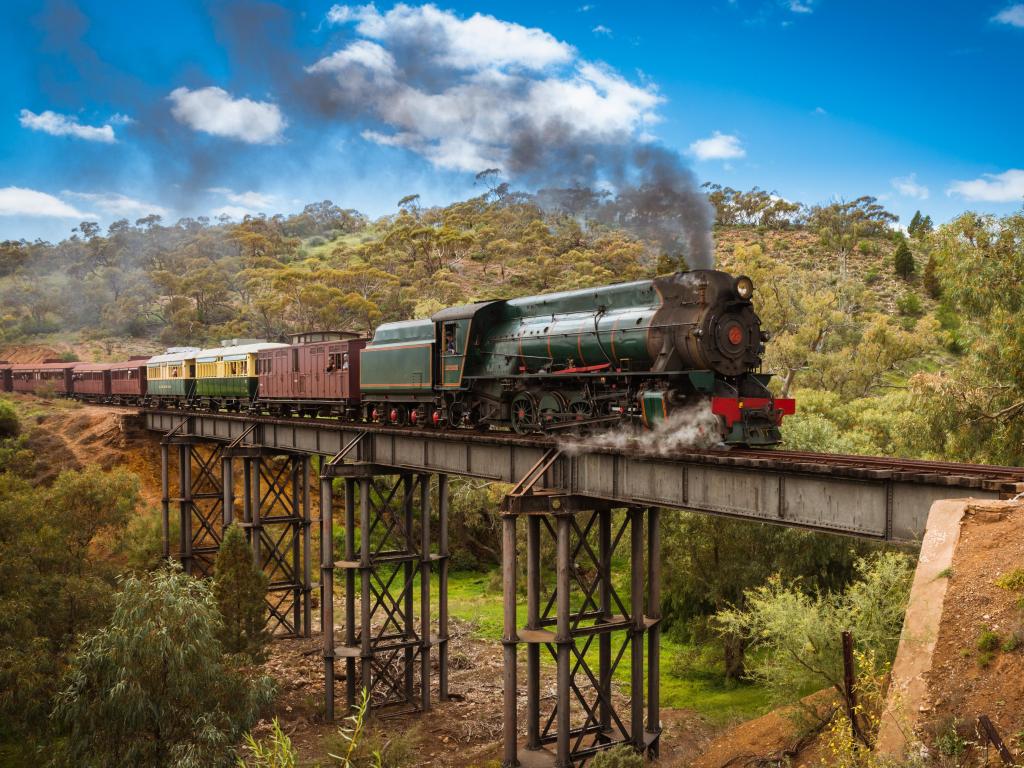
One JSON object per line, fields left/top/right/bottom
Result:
{"left": 342, "top": 352, "right": 349, "bottom": 371}
{"left": 327, "top": 352, "right": 344, "bottom": 372}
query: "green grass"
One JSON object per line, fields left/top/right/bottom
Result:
{"left": 444, "top": 569, "right": 774, "bottom": 723}
{"left": 995, "top": 568, "right": 1024, "bottom": 592}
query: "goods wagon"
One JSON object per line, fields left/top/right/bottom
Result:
{"left": 146, "top": 347, "right": 201, "bottom": 404}
{"left": 11, "top": 361, "right": 76, "bottom": 396}
{"left": 257, "top": 332, "right": 365, "bottom": 417}
{"left": 194, "top": 340, "right": 289, "bottom": 409}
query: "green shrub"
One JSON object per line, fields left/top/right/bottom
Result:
{"left": 896, "top": 292, "right": 923, "bottom": 317}
{"left": 120, "top": 506, "right": 175, "bottom": 572}
{"left": 53, "top": 566, "right": 275, "bottom": 768}
{"left": 894, "top": 239, "right": 915, "bottom": 278}
{"left": 214, "top": 524, "right": 270, "bottom": 660}
{"left": 1001, "top": 631, "right": 1022, "bottom": 653}
{"left": 589, "top": 745, "right": 644, "bottom": 768}
{"left": 934, "top": 719, "right": 968, "bottom": 757}
{"left": 0, "top": 399, "right": 19, "bottom": 438}
{"left": 864, "top": 268, "right": 881, "bottom": 285}
{"left": 995, "top": 568, "right": 1024, "bottom": 592}
{"left": 976, "top": 628, "right": 1001, "bottom": 653}
{"left": 238, "top": 718, "right": 297, "bottom": 767}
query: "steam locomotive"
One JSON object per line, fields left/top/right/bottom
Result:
{"left": 0, "top": 270, "right": 794, "bottom": 446}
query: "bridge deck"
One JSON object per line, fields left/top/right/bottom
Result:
{"left": 142, "top": 410, "right": 1022, "bottom": 543}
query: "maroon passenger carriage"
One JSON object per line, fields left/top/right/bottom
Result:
{"left": 10, "top": 361, "right": 76, "bottom": 395}
{"left": 256, "top": 331, "right": 365, "bottom": 417}
{"left": 71, "top": 357, "right": 149, "bottom": 403}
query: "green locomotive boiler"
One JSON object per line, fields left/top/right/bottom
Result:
{"left": 360, "top": 269, "right": 794, "bottom": 445}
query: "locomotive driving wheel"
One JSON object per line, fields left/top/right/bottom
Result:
{"left": 568, "top": 397, "right": 593, "bottom": 421}
{"left": 511, "top": 392, "right": 538, "bottom": 434}
{"left": 538, "top": 392, "right": 567, "bottom": 431}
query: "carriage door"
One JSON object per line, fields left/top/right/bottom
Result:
{"left": 441, "top": 320, "right": 467, "bottom": 388}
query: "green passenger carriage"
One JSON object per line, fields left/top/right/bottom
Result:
{"left": 146, "top": 347, "right": 201, "bottom": 403}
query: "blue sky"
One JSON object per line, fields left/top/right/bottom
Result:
{"left": 2, "top": 0, "right": 1022, "bottom": 242}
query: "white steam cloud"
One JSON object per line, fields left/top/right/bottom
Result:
{"left": 560, "top": 400, "right": 724, "bottom": 456}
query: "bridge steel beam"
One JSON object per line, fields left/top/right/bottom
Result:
{"left": 319, "top": 461, "right": 449, "bottom": 719}
{"left": 145, "top": 411, "right": 1003, "bottom": 544}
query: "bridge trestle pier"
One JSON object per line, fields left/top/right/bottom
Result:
{"left": 501, "top": 494, "right": 662, "bottom": 768}
{"left": 161, "top": 437, "right": 225, "bottom": 577}
{"left": 320, "top": 463, "right": 450, "bottom": 721}
{"left": 160, "top": 431, "right": 313, "bottom": 638}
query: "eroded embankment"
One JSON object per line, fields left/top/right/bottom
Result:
{"left": 880, "top": 498, "right": 1024, "bottom": 764}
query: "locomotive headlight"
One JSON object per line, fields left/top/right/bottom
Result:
{"left": 734, "top": 276, "right": 754, "bottom": 300}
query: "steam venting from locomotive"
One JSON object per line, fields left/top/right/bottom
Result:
{"left": 214, "top": 3, "right": 717, "bottom": 268}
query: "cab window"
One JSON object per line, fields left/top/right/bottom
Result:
{"left": 444, "top": 322, "right": 458, "bottom": 355}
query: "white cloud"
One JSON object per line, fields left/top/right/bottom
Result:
{"left": 947, "top": 169, "right": 1024, "bottom": 203}
{"left": 688, "top": 131, "right": 746, "bottom": 161}
{"left": 168, "top": 87, "right": 286, "bottom": 144}
{"left": 993, "top": 4, "right": 1024, "bottom": 26}
{"left": 19, "top": 109, "right": 116, "bottom": 143}
{"left": 592, "top": 24, "right": 612, "bottom": 36}
{"left": 891, "top": 173, "right": 930, "bottom": 200}
{"left": 0, "top": 187, "right": 91, "bottom": 218}
{"left": 308, "top": 40, "right": 397, "bottom": 76}
{"left": 813, "top": 106, "right": 827, "bottom": 115}
{"left": 62, "top": 191, "right": 169, "bottom": 219}
{"left": 788, "top": 0, "right": 813, "bottom": 12}
{"left": 325, "top": 4, "right": 575, "bottom": 71}
{"left": 313, "top": 5, "right": 661, "bottom": 173}
{"left": 209, "top": 187, "right": 277, "bottom": 210}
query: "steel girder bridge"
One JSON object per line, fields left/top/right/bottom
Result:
{"left": 145, "top": 410, "right": 1020, "bottom": 768}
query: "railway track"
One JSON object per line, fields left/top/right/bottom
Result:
{"left": 141, "top": 407, "right": 1024, "bottom": 493}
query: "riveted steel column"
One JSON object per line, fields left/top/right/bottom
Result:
{"left": 359, "top": 477, "right": 372, "bottom": 698}
{"left": 556, "top": 513, "right": 572, "bottom": 768}
{"left": 302, "top": 456, "right": 312, "bottom": 638}
{"left": 242, "top": 457, "right": 252, "bottom": 546}
{"left": 501, "top": 512, "right": 518, "bottom": 768}
{"left": 344, "top": 478, "right": 356, "bottom": 710}
{"left": 321, "top": 471, "right": 335, "bottom": 721}
{"left": 292, "top": 457, "right": 302, "bottom": 635}
{"left": 630, "top": 507, "right": 645, "bottom": 750}
{"left": 526, "top": 514, "right": 541, "bottom": 750}
{"left": 222, "top": 453, "right": 234, "bottom": 527}
{"left": 178, "top": 444, "right": 192, "bottom": 573}
{"left": 250, "top": 458, "right": 262, "bottom": 566}
{"left": 598, "top": 507, "right": 613, "bottom": 738}
{"left": 438, "top": 474, "right": 450, "bottom": 702}
{"left": 419, "top": 473, "right": 432, "bottom": 712}
{"left": 160, "top": 443, "right": 170, "bottom": 559}
{"left": 647, "top": 506, "right": 661, "bottom": 754}
{"left": 403, "top": 474, "right": 416, "bottom": 703}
